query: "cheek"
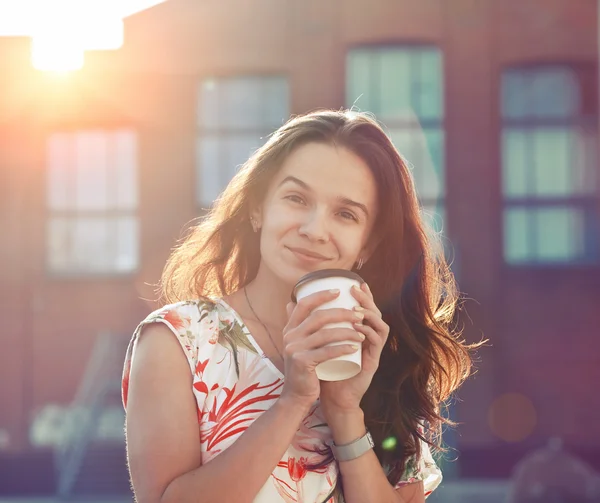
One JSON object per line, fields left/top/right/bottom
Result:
{"left": 335, "top": 227, "right": 368, "bottom": 255}
{"left": 265, "top": 204, "right": 301, "bottom": 232}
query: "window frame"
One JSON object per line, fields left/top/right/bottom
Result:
{"left": 500, "top": 63, "right": 600, "bottom": 267}
{"left": 45, "top": 128, "right": 140, "bottom": 278}
{"left": 196, "top": 74, "right": 290, "bottom": 208}
{"left": 345, "top": 43, "right": 446, "bottom": 234}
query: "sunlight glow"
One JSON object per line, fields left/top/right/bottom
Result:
{"left": 0, "top": 0, "right": 167, "bottom": 71}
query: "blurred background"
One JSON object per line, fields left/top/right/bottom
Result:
{"left": 1, "top": 0, "right": 599, "bottom": 502}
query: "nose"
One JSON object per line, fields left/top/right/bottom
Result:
{"left": 298, "top": 209, "right": 329, "bottom": 243}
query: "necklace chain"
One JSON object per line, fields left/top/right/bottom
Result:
{"left": 243, "top": 286, "right": 285, "bottom": 363}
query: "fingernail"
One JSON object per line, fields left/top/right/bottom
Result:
{"left": 361, "top": 282, "right": 368, "bottom": 291}
{"left": 350, "top": 343, "right": 361, "bottom": 350}
{"left": 358, "top": 332, "right": 366, "bottom": 340}
{"left": 352, "top": 284, "right": 361, "bottom": 292}
{"left": 329, "top": 288, "right": 340, "bottom": 295}
{"left": 353, "top": 305, "right": 365, "bottom": 311}
{"left": 353, "top": 311, "right": 364, "bottom": 320}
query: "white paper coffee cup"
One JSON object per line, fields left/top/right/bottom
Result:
{"left": 292, "top": 269, "right": 365, "bottom": 382}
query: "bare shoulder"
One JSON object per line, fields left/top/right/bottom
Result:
{"left": 126, "top": 322, "right": 201, "bottom": 502}
{"left": 131, "top": 322, "right": 190, "bottom": 370}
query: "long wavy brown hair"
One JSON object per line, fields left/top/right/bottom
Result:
{"left": 160, "top": 109, "right": 479, "bottom": 489}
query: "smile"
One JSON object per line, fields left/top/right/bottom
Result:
{"left": 286, "top": 247, "right": 331, "bottom": 263}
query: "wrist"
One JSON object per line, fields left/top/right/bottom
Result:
{"left": 324, "top": 407, "right": 366, "bottom": 445}
{"left": 276, "top": 393, "right": 313, "bottom": 418}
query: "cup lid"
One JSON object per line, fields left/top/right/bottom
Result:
{"left": 291, "top": 269, "right": 365, "bottom": 302}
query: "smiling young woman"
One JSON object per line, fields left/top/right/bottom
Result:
{"left": 122, "top": 110, "right": 480, "bottom": 503}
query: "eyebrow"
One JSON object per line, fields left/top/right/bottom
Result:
{"left": 278, "top": 175, "right": 370, "bottom": 218}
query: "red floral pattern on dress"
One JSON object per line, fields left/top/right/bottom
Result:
{"left": 122, "top": 299, "right": 442, "bottom": 501}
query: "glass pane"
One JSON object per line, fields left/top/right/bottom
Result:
{"left": 415, "top": 48, "right": 443, "bottom": 120}
{"left": 115, "top": 216, "right": 138, "bottom": 272}
{"left": 47, "top": 216, "right": 136, "bottom": 274}
{"left": 263, "top": 77, "right": 289, "bottom": 128}
{"left": 197, "top": 136, "right": 221, "bottom": 205}
{"left": 502, "top": 71, "right": 529, "bottom": 119}
{"left": 220, "top": 77, "right": 262, "bottom": 129}
{"left": 502, "top": 130, "right": 529, "bottom": 197}
{"left": 199, "top": 79, "right": 220, "bottom": 129}
{"left": 389, "top": 128, "right": 443, "bottom": 201}
{"left": 379, "top": 49, "right": 411, "bottom": 120}
{"left": 532, "top": 128, "right": 571, "bottom": 197}
{"left": 72, "top": 217, "right": 111, "bottom": 272}
{"left": 388, "top": 128, "right": 418, "bottom": 166}
{"left": 504, "top": 208, "right": 531, "bottom": 263}
{"left": 47, "top": 217, "right": 70, "bottom": 271}
{"left": 112, "top": 130, "right": 137, "bottom": 209}
{"left": 74, "top": 132, "right": 108, "bottom": 210}
{"left": 347, "top": 46, "right": 443, "bottom": 124}
{"left": 47, "top": 134, "right": 72, "bottom": 210}
{"left": 572, "top": 126, "right": 598, "bottom": 193}
{"left": 225, "top": 134, "right": 263, "bottom": 180}
{"left": 422, "top": 128, "right": 445, "bottom": 198}
{"left": 535, "top": 207, "right": 584, "bottom": 262}
{"left": 502, "top": 67, "right": 579, "bottom": 119}
{"left": 530, "top": 68, "right": 579, "bottom": 118}
{"left": 346, "top": 49, "right": 375, "bottom": 113}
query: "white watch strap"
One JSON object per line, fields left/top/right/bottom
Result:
{"left": 331, "top": 430, "right": 375, "bottom": 462}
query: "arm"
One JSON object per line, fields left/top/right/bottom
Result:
{"left": 328, "top": 409, "right": 425, "bottom": 503}
{"left": 126, "top": 323, "right": 309, "bottom": 503}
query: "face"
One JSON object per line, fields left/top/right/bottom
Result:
{"left": 253, "top": 142, "right": 379, "bottom": 286}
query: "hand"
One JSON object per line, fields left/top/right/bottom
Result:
{"left": 279, "top": 289, "right": 365, "bottom": 411}
{"left": 319, "top": 282, "right": 390, "bottom": 417}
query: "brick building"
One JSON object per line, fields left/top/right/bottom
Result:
{"left": 1, "top": 0, "right": 598, "bottom": 490}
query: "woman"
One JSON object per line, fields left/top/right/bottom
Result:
{"left": 122, "top": 110, "right": 477, "bottom": 502}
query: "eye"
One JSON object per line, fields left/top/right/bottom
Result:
{"left": 284, "top": 194, "right": 306, "bottom": 205}
{"left": 339, "top": 210, "right": 359, "bottom": 222}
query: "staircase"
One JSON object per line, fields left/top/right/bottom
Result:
{"left": 55, "top": 332, "right": 132, "bottom": 499}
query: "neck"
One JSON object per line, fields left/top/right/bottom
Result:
{"left": 244, "top": 262, "right": 293, "bottom": 333}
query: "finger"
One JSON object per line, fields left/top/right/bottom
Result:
{"left": 289, "top": 308, "right": 364, "bottom": 342}
{"left": 286, "top": 289, "right": 341, "bottom": 330}
{"left": 354, "top": 307, "right": 389, "bottom": 341}
{"left": 286, "top": 302, "right": 295, "bottom": 319}
{"left": 287, "top": 327, "right": 365, "bottom": 353}
{"left": 353, "top": 322, "right": 383, "bottom": 349}
{"left": 351, "top": 284, "right": 382, "bottom": 317}
{"left": 290, "top": 343, "right": 361, "bottom": 368}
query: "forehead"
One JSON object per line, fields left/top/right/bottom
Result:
{"left": 272, "top": 142, "right": 378, "bottom": 208}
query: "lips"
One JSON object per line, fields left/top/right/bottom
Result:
{"left": 286, "top": 246, "right": 330, "bottom": 261}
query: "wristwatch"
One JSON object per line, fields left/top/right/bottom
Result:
{"left": 331, "top": 430, "right": 375, "bottom": 462}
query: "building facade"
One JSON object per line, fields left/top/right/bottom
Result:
{"left": 1, "top": 0, "right": 598, "bottom": 480}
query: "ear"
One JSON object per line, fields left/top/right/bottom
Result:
{"left": 359, "top": 236, "right": 381, "bottom": 264}
{"left": 249, "top": 205, "right": 262, "bottom": 229}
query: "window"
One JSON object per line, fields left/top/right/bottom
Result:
{"left": 501, "top": 66, "right": 599, "bottom": 265}
{"left": 46, "top": 129, "right": 138, "bottom": 274}
{"left": 346, "top": 46, "right": 445, "bottom": 233}
{"left": 197, "top": 76, "right": 289, "bottom": 205}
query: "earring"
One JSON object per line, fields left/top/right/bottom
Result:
{"left": 356, "top": 257, "right": 364, "bottom": 270}
{"left": 250, "top": 218, "right": 258, "bottom": 233}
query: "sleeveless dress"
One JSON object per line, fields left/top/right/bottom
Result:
{"left": 122, "top": 298, "right": 443, "bottom": 502}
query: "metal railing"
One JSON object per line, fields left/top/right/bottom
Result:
{"left": 55, "top": 331, "right": 124, "bottom": 499}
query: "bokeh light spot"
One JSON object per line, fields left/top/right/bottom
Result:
{"left": 382, "top": 436, "right": 397, "bottom": 451}
{"left": 488, "top": 392, "right": 537, "bottom": 443}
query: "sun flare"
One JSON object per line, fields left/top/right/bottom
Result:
{"left": 0, "top": 0, "right": 167, "bottom": 72}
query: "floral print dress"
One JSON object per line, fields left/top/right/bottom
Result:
{"left": 122, "top": 299, "right": 442, "bottom": 502}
